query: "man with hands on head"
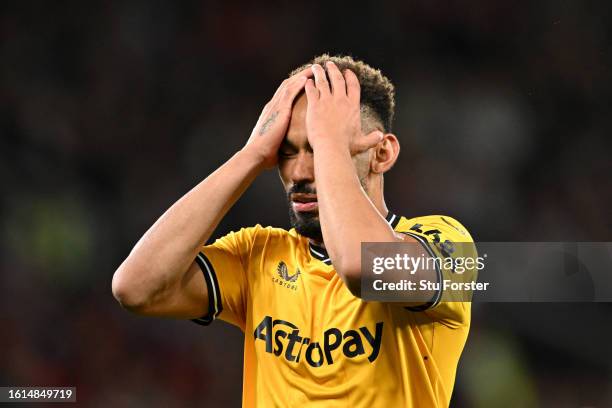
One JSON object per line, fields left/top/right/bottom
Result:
{"left": 112, "top": 54, "right": 475, "bottom": 408}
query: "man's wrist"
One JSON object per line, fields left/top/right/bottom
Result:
{"left": 310, "top": 138, "right": 351, "bottom": 155}
{"left": 237, "top": 146, "right": 268, "bottom": 173}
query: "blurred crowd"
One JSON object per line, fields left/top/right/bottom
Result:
{"left": 1, "top": 1, "right": 611, "bottom": 406}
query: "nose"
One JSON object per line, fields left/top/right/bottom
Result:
{"left": 290, "top": 151, "right": 315, "bottom": 184}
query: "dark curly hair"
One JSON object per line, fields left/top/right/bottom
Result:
{"left": 290, "top": 54, "right": 395, "bottom": 132}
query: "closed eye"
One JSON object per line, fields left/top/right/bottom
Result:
{"left": 278, "top": 141, "right": 298, "bottom": 158}
{"left": 278, "top": 150, "right": 297, "bottom": 159}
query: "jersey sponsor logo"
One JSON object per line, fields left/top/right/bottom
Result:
{"left": 272, "top": 261, "right": 300, "bottom": 291}
{"left": 254, "top": 315, "right": 383, "bottom": 367}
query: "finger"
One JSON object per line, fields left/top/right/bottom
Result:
{"left": 344, "top": 69, "right": 361, "bottom": 105}
{"left": 290, "top": 65, "right": 314, "bottom": 81}
{"left": 282, "top": 67, "right": 313, "bottom": 95}
{"left": 304, "top": 78, "right": 319, "bottom": 102}
{"left": 311, "top": 64, "right": 330, "bottom": 96}
{"left": 325, "top": 61, "right": 346, "bottom": 96}
{"left": 357, "top": 130, "right": 384, "bottom": 152}
{"left": 279, "top": 75, "right": 308, "bottom": 107}
{"left": 271, "top": 67, "right": 313, "bottom": 101}
{"left": 270, "top": 78, "right": 289, "bottom": 101}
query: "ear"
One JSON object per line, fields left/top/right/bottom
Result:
{"left": 371, "top": 133, "right": 400, "bottom": 174}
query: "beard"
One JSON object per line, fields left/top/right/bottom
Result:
{"left": 287, "top": 182, "right": 323, "bottom": 241}
{"left": 287, "top": 175, "right": 369, "bottom": 242}
{"left": 289, "top": 207, "right": 323, "bottom": 242}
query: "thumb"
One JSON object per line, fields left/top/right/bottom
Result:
{"left": 361, "top": 130, "right": 384, "bottom": 150}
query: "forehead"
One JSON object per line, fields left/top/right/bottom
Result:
{"left": 285, "top": 93, "right": 308, "bottom": 146}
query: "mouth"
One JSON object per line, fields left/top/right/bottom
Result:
{"left": 291, "top": 193, "right": 318, "bottom": 213}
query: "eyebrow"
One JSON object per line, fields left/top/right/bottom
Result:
{"left": 280, "top": 138, "right": 298, "bottom": 150}
{"left": 281, "top": 136, "right": 313, "bottom": 152}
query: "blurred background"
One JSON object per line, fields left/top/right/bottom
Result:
{"left": 1, "top": 1, "right": 611, "bottom": 406}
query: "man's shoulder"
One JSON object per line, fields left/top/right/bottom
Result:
{"left": 228, "top": 224, "right": 300, "bottom": 241}
{"left": 397, "top": 214, "right": 473, "bottom": 240}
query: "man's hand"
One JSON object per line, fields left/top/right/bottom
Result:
{"left": 304, "top": 62, "right": 383, "bottom": 155}
{"left": 113, "top": 70, "right": 317, "bottom": 317}
{"left": 243, "top": 67, "right": 313, "bottom": 169}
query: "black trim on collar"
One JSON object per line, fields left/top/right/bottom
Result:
{"left": 308, "top": 211, "right": 402, "bottom": 265}
{"left": 386, "top": 211, "right": 401, "bottom": 229}
{"left": 309, "top": 243, "right": 332, "bottom": 265}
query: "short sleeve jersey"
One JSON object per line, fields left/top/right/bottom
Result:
{"left": 193, "top": 213, "right": 475, "bottom": 407}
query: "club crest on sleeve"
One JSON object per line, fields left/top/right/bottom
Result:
{"left": 272, "top": 261, "right": 300, "bottom": 291}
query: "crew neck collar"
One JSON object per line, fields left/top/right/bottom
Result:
{"left": 308, "top": 211, "right": 400, "bottom": 265}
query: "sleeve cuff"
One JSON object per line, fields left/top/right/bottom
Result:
{"left": 401, "top": 231, "right": 443, "bottom": 312}
{"left": 191, "top": 252, "right": 223, "bottom": 326}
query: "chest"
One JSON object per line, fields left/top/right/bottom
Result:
{"left": 251, "top": 249, "right": 364, "bottom": 324}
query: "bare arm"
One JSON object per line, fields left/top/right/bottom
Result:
{"left": 305, "top": 62, "right": 431, "bottom": 299}
{"left": 112, "top": 69, "right": 312, "bottom": 317}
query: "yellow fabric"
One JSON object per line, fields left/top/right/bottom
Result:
{"left": 200, "top": 214, "right": 475, "bottom": 407}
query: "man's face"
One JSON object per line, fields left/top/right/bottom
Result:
{"left": 278, "top": 93, "right": 371, "bottom": 241}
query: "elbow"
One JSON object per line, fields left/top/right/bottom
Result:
{"left": 111, "top": 263, "right": 150, "bottom": 313}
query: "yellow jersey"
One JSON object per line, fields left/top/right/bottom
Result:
{"left": 193, "top": 212, "right": 475, "bottom": 407}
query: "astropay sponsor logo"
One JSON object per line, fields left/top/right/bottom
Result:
{"left": 254, "top": 316, "right": 383, "bottom": 367}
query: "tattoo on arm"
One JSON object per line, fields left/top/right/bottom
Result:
{"left": 259, "top": 111, "right": 279, "bottom": 135}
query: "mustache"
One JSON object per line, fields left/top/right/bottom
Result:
{"left": 287, "top": 183, "right": 316, "bottom": 200}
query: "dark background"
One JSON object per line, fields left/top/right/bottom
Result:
{"left": 1, "top": 1, "right": 611, "bottom": 406}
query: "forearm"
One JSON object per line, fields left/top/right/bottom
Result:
{"left": 314, "top": 143, "right": 396, "bottom": 281}
{"left": 113, "top": 148, "right": 264, "bottom": 303}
